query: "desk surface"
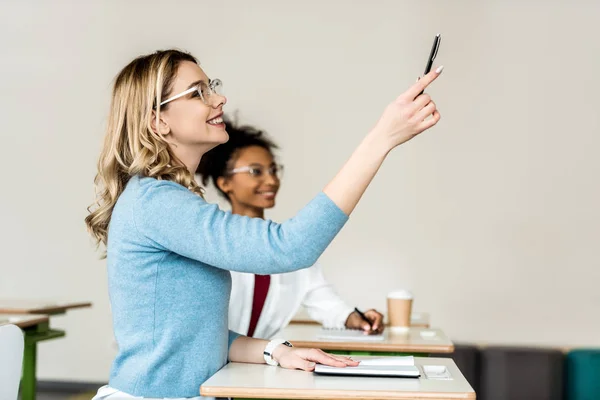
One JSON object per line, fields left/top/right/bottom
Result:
{"left": 0, "top": 313, "right": 49, "bottom": 329}
{"left": 0, "top": 299, "right": 92, "bottom": 314}
{"left": 201, "top": 357, "right": 475, "bottom": 399}
{"left": 290, "top": 312, "right": 431, "bottom": 328}
{"left": 281, "top": 324, "right": 454, "bottom": 353}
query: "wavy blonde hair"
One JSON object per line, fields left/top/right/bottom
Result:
{"left": 86, "top": 49, "right": 204, "bottom": 251}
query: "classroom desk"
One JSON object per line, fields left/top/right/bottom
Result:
{"left": 290, "top": 312, "right": 431, "bottom": 328}
{"left": 281, "top": 324, "right": 454, "bottom": 355}
{"left": 201, "top": 357, "right": 475, "bottom": 399}
{"left": 0, "top": 313, "right": 60, "bottom": 400}
{"left": 0, "top": 313, "right": 50, "bottom": 330}
{"left": 0, "top": 300, "right": 92, "bottom": 400}
{"left": 0, "top": 299, "right": 92, "bottom": 315}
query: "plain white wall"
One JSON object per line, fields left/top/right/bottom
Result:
{"left": 0, "top": 0, "right": 598, "bottom": 383}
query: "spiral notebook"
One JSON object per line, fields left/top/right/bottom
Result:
{"left": 317, "top": 328, "right": 385, "bottom": 341}
{"left": 314, "top": 356, "right": 420, "bottom": 378}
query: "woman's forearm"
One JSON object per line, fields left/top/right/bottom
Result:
{"left": 228, "top": 336, "right": 269, "bottom": 364}
{"left": 229, "top": 336, "right": 293, "bottom": 364}
{"left": 323, "top": 131, "right": 390, "bottom": 215}
{"left": 324, "top": 68, "right": 443, "bottom": 215}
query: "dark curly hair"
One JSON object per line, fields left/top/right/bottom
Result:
{"left": 197, "top": 116, "right": 279, "bottom": 200}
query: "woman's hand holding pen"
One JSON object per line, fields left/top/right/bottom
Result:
{"left": 345, "top": 308, "right": 384, "bottom": 334}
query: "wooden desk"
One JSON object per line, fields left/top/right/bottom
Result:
{"left": 0, "top": 313, "right": 63, "bottom": 400}
{"left": 281, "top": 324, "right": 454, "bottom": 355}
{"left": 0, "top": 299, "right": 92, "bottom": 315}
{"left": 0, "top": 314, "right": 49, "bottom": 329}
{"left": 0, "top": 300, "right": 91, "bottom": 400}
{"left": 201, "top": 357, "right": 475, "bottom": 399}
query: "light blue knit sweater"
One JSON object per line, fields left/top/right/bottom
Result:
{"left": 106, "top": 175, "right": 348, "bottom": 397}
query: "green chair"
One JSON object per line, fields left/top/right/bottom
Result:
{"left": 565, "top": 349, "right": 600, "bottom": 400}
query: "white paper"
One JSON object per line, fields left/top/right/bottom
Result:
{"left": 317, "top": 328, "right": 384, "bottom": 341}
{"left": 357, "top": 356, "right": 414, "bottom": 367}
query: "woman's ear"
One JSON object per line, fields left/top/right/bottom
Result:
{"left": 216, "top": 176, "right": 232, "bottom": 195}
{"left": 150, "top": 110, "right": 171, "bottom": 136}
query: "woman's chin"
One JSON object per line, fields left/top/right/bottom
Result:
{"left": 215, "top": 129, "right": 229, "bottom": 144}
{"left": 206, "top": 125, "right": 229, "bottom": 144}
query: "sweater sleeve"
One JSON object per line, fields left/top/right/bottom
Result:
{"left": 227, "top": 330, "right": 241, "bottom": 356}
{"left": 132, "top": 178, "right": 348, "bottom": 274}
{"left": 301, "top": 262, "right": 355, "bottom": 328}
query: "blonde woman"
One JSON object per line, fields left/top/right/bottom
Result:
{"left": 86, "top": 49, "right": 443, "bottom": 399}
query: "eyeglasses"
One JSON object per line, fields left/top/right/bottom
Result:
{"left": 228, "top": 164, "right": 284, "bottom": 180}
{"left": 159, "top": 79, "right": 223, "bottom": 107}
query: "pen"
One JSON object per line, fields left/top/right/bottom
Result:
{"left": 354, "top": 307, "right": 372, "bottom": 331}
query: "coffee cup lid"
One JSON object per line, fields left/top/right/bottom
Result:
{"left": 387, "top": 289, "right": 413, "bottom": 299}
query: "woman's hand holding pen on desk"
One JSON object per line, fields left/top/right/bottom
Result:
{"left": 346, "top": 308, "right": 385, "bottom": 334}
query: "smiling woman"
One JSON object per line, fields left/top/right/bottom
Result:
{"left": 151, "top": 61, "right": 228, "bottom": 164}
{"left": 85, "top": 48, "right": 442, "bottom": 399}
{"left": 197, "top": 117, "right": 282, "bottom": 217}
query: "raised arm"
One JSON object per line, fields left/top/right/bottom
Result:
{"left": 133, "top": 69, "right": 443, "bottom": 275}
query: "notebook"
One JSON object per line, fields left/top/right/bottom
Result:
{"left": 314, "top": 356, "right": 420, "bottom": 378}
{"left": 316, "top": 328, "right": 385, "bottom": 341}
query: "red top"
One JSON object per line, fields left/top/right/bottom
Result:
{"left": 246, "top": 274, "right": 271, "bottom": 337}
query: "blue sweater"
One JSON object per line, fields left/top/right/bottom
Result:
{"left": 106, "top": 176, "right": 348, "bottom": 397}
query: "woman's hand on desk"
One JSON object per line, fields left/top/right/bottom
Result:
{"left": 272, "top": 346, "right": 359, "bottom": 372}
{"left": 345, "top": 309, "right": 384, "bottom": 334}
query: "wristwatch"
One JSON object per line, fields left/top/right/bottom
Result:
{"left": 263, "top": 338, "right": 293, "bottom": 366}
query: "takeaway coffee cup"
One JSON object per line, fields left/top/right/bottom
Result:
{"left": 387, "top": 290, "right": 413, "bottom": 333}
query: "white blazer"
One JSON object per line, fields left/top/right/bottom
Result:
{"left": 228, "top": 262, "right": 354, "bottom": 339}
